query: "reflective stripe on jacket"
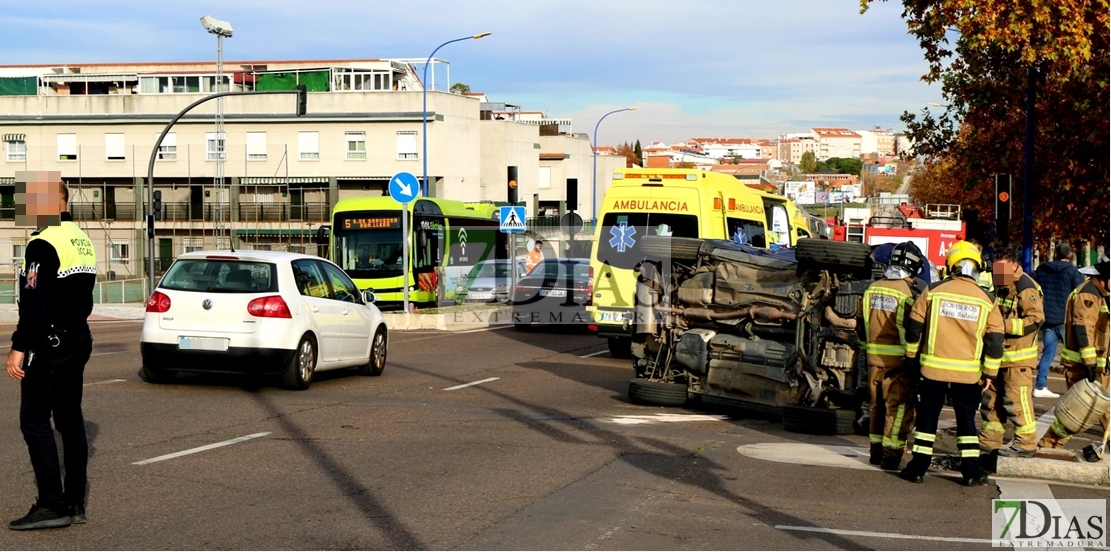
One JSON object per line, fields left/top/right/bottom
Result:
{"left": 861, "top": 278, "right": 918, "bottom": 368}
{"left": 996, "top": 269, "right": 1045, "bottom": 368}
{"left": 905, "top": 275, "right": 1005, "bottom": 384}
{"left": 1061, "top": 280, "right": 1110, "bottom": 370}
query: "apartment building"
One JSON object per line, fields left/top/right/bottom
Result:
{"left": 776, "top": 135, "right": 818, "bottom": 164}
{"left": 811, "top": 127, "right": 862, "bottom": 160}
{"left": 857, "top": 127, "right": 896, "bottom": 156}
{"left": 0, "top": 59, "right": 622, "bottom": 280}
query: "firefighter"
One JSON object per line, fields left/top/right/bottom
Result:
{"left": 860, "top": 241, "right": 926, "bottom": 470}
{"left": 900, "top": 240, "right": 1005, "bottom": 486}
{"left": 1037, "top": 260, "right": 1110, "bottom": 449}
{"left": 979, "top": 248, "right": 1044, "bottom": 458}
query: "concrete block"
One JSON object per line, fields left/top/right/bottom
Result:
{"left": 996, "top": 451, "right": 1110, "bottom": 486}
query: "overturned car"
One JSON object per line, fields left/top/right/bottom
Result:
{"left": 627, "top": 236, "right": 878, "bottom": 434}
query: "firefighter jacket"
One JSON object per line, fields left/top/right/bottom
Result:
{"left": 859, "top": 277, "right": 924, "bottom": 369}
{"left": 995, "top": 267, "right": 1045, "bottom": 368}
{"left": 1060, "top": 279, "right": 1110, "bottom": 371}
{"left": 904, "top": 274, "right": 1005, "bottom": 384}
{"left": 12, "top": 213, "right": 97, "bottom": 353}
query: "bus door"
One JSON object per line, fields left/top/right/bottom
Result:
{"left": 414, "top": 215, "right": 445, "bottom": 294}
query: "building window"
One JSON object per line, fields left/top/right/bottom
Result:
{"left": 396, "top": 131, "right": 418, "bottom": 160}
{"left": 345, "top": 132, "right": 366, "bottom": 160}
{"left": 5, "top": 140, "right": 26, "bottom": 162}
{"left": 105, "top": 133, "right": 126, "bottom": 161}
{"left": 110, "top": 240, "right": 130, "bottom": 262}
{"left": 246, "top": 132, "right": 267, "bottom": 161}
{"left": 12, "top": 242, "right": 26, "bottom": 263}
{"left": 57, "top": 133, "right": 78, "bottom": 161}
{"left": 139, "top": 74, "right": 229, "bottom": 94}
{"left": 206, "top": 132, "right": 226, "bottom": 161}
{"left": 538, "top": 166, "right": 551, "bottom": 189}
{"left": 298, "top": 131, "right": 319, "bottom": 161}
{"left": 156, "top": 132, "right": 177, "bottom": 161}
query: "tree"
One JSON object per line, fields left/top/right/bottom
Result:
{"left": 633, "top": 140, "right": 643, "bottom": 165}
{"left": 449, "top": 82, "right": 470, "bottom": 95}
{"left": 799, "top": 151, "right": 817, "bottom": 174}
{"left": 861, "top": 0, "right": 1110, "bottom": 245}
{"left": 615, "top": 142, "right": 640, "bottom": 169}
{"left": 824, "top": 157, "right": 863, "bottom": 176}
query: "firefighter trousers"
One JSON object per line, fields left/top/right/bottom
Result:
{"left": 1037, "top": 366, "right": 1109, "bottom": 449}
{"left": 869, "top": 364, "right": 916, "bottom": 464}
{"left": 979, "top": 366, "right": 1038, "bottom": 452}
{"left": 904, "top": 378, "right": 984, "bottom": 481}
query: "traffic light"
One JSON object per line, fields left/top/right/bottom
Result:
{"left": 153, "top": 190, "right": 162, "bottom": 220}
{"left": 507, "top": 166, "right": 518, "bottom": 205}
{"left": 296, "top": 85, "right": 307, "bottom": 116}
{"left": 995, "top": 174, "right": 1011, "bottom": 243}
{"left": 566, "top": 178, "right": 578, "bottom": 212}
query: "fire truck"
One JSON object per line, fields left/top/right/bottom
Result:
{"left": 828, "top": 202, "right": 966, "bottom": 273}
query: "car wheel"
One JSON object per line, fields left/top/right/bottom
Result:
{"left": 608, "top": 336, "right": 633, "bottom": 359}
{"left": 780, "top": 404, "right": 857, "bottom": 435}
{"left": 359, "top": 327, "right": 387, "bottom": 377}
{"left": 628, "top": 378, "right": 688, "bottom": 407}
{"left": 141, "top": 365, "right": 174, "bottom": 384}
{"left": 282, "top": 336, "right": 316, "bottom": 390}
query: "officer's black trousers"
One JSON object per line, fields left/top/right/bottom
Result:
{"left": 904, "top": 377, "right": 985, "bottom": 480}
{"left": 19, "top": 328, "right": 92, "bottom": 512}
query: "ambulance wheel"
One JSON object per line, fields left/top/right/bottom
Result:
{"left": 781, "top": 404, "right": 857, "bottom": 435}
{"left": 796, "top": 239, "right": 871, "bottom": 270}
{"left": 641, "top": 236, "right": 702, "bottom": 263}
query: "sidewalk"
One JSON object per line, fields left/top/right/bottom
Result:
{"left": 0, "top": 303, "right": 148, "bottom": 323}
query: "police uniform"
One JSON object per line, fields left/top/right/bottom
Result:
{"left": 861, "top": 274, "right": 924, "bottom": 469}
{"left": 901, "top": 241, "right": 1005, "bottom": 485}
{"left": 12, "top": 212, "right": 97, "bottom": 523}
{"left": 1038, "top": 269, "right": 1110, "bottom": 449}
{"left": 979, "top": 266, "right": 1045, "bottom": 455}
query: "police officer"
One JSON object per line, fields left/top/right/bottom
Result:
{"left": 900, "top": 240, "right": 1005, "bottom": 486}
{"left": 1038, "top": 260, "right": 1110, "bottom": 449}
{"left": 860, "top": 241, "right": 926, "bottom": 470}
{"left": 978, "top": 247, "right": 1044, "bottom": 458}
{"left": 6, "top": 173, "right": 97, "bottom": 530}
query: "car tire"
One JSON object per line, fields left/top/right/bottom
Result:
{"left": 628, "top": 378, "right": 688, "bottom": 407}
{"left": 359, "top": 326, "right": 387, "bottom": 377}
{"left": 641, "top": 235, "right": 702, "bottom": 263}
{"left": 608, "top": 336, "right": 633, "bottom": 359}
{"left": 795, "top": 238, "right": 871, "bottom": 269}
{"left": 780, "top": 404, "right": 857, "bottom": 435}
{"left": 282, "top": 335, "right": 317, "bottom": 390}
{"left": 141, "top": 365, "right": 173, "bottom": 384}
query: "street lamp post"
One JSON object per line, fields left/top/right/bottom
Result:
{"left": 591, "top": 107, "right": 638, "bottom": 220}
{"left": 421, "top": 32, "right": 490, "bottom": 198}
{"left": 201, "top": 15, "right": 233, "bottom": 245}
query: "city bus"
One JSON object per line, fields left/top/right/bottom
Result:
{"left": 318, "top": 196, "right": 505, "bottom": 310}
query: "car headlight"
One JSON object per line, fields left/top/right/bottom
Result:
{"left": 455, "top": 285, "right": 465, "bottom": 293}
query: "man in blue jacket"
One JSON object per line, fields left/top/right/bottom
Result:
{"left": 1032, "top": 243, "right": 1085, "bottom": 398}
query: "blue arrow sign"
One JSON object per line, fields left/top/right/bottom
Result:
{"left": 389, "top": 172, "right": 419, "bottom": 204}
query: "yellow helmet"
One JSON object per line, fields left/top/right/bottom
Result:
{"left": 946, "top": 240, "right": 982, "bottom": 271}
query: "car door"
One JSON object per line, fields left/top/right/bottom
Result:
{"left": 320, "top": 261, "right": 371, "bottom": 362}
{"left": 291, "top": 259, "right": 344, "bottom": 363}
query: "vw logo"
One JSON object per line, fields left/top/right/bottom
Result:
{"left": 202, "top": 299, "right": 213, "bottom": 310}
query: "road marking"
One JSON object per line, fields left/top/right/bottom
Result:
{"left": 776, "top": 525, "right": 994, "bottom": 545}
{"left": 132, "top": 432, "right": 270, "bottom": 465}
{"left": 90, "top": 350, "right": 138, "bottom": 357}
{"left": 1035, "top": 406, "right": 1057, "bottom": 441}
{"left": 995, "top": 480, "right": 1073, "bottom": 552}
{"left": 457, "top": 326, "right": 511, "bottom": 334}
{"left": 603, "top": 413, "right": 730, "bottom": 425}
{"left": 580, "top": 350, "right": 608, "bottom": 358}
{"left": 443, "top": 377, "right": 500, "bottom": 391}
{"left": 84, "top": 378, "right": 125, "bottom": 387}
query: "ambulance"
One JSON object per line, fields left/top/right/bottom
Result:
{"left": 587, "top": 168, "right": 802, "bottom": 357}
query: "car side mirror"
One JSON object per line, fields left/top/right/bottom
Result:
{"left": 362, "top": 290, "right": 376, "bottom": 304}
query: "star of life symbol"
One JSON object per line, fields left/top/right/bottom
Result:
{"left": 733, "top": 227, "right": 748, "bottom": 244}
{"left": 609, "top": 222, "right": 637, "bottom": 253}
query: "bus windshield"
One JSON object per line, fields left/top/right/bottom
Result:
{"left": 333, "top": 210, "right": 406, "bottom": 279}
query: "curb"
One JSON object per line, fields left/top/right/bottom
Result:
{"left": 383, "top": 307, "right": 514, "bottom": 331}
{"left": 995, "top": 449, "right": 1110, "bottom": 487}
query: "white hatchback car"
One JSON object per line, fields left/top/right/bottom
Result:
{"left": 140, "top": 251, "right": 388, "bottom": 390}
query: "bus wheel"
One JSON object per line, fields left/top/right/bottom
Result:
{"left": 608, "top": 336, "right": 632, "bottom": 358}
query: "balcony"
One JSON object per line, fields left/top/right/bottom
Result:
{"left": 238, "top": 202, "right": 329, "bottom": 222}
{"left": 67, "top": 202, "right": 329, "bottom": 223}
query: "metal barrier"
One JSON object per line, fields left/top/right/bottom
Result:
{"left": 92, "top": 279, "right": 148, "bottom": 304}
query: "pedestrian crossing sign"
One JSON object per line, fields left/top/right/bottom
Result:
{"left": 499, "top": 206, "right": 526, "bottom": 233}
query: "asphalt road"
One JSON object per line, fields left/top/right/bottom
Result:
{"left": 0, "top": 322, "right": 1106, "bottom": 550}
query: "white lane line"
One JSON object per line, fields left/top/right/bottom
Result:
{"left": 132, "top": 432, "right": 270, "bottom": 465}
{"left": 776, "top": 525, "right": 994, "bottom": 545}
{"left": 90, "top": 350, "right": 138, "bottom": 357}
{"left": 83, "top": 379, "right": 125, "bottom": 387}
{"left": 580, "top": 350, "right": 609, "bottom": 358}
{"left": 457, "top": 326, "right": 511, "bottom": 334}
{"left": 604, "top": 413, "right": 730, "bottom": 425}
{"left": 995, "top": 480, "right": 1068, "bottom": 552}
{"left": 443, "top": 377, "right": 500, "bottom": 391}
{"left": 1035, "top": 407, "right": 1057, "bottom": 441}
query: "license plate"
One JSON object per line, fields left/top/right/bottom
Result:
{"left": 469, "top": 292, "right": 493, "bottom": 300}
{"left": 540, "top": 289, "right": 566, "bottom": 297}
{"left": 598, "top": 311, "right": 627, "bottom": 322}
{"left": 178, "top": 337, "right": 230, "bottom": 352}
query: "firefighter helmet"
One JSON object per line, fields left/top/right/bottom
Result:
{"left": 889, "top": 241, "right": 925, "bottom": 276}
{"left": 946, "top": 240, "right": 982, "bottom": 272}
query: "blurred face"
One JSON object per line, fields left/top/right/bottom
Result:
{"left": 992, "top": 258, "right": 1018, "bottom": 286}
{"left": 534, "top": 242, "right": 542, "bottom": 251}
{"left": 15, "top": 171, "right": 66, "bottom": 227}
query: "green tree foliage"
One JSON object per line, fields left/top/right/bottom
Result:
{"left": 799, "top": 151, "right": 817, "bottom": 173}
{"left": 634, "top": 139, "right": 643, "bottom": 164}
{"left": 449, "top": 82, "right": 470, "bottom": 95}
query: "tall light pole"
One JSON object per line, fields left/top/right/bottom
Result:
{"left": 421, "top": 32, "right": 490, "bottom": 198}
{"left": 201, "top": 15, "right": 232, "bottom": 246}
{"left": 592, "top": 107, "right": 638, "bottom": 220}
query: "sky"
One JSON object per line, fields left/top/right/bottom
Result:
{"left": 2, "top": 0, "right": 943, "bottom": 145}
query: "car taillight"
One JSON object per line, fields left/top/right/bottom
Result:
{"left": 587, "top": 266, "right": 594, "bottom": 306}
{"left": 146, "top": 291, "right": 171, "bottom": 313}
{"left": 248, "top": 296, "right": 292, "bottom": 318}
{"left": 588, "top": 324, "right": 598, "bottom": 332}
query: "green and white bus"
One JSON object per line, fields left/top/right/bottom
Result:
{"left": 318, "top": 196, "right": 505, "bottom": 310}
